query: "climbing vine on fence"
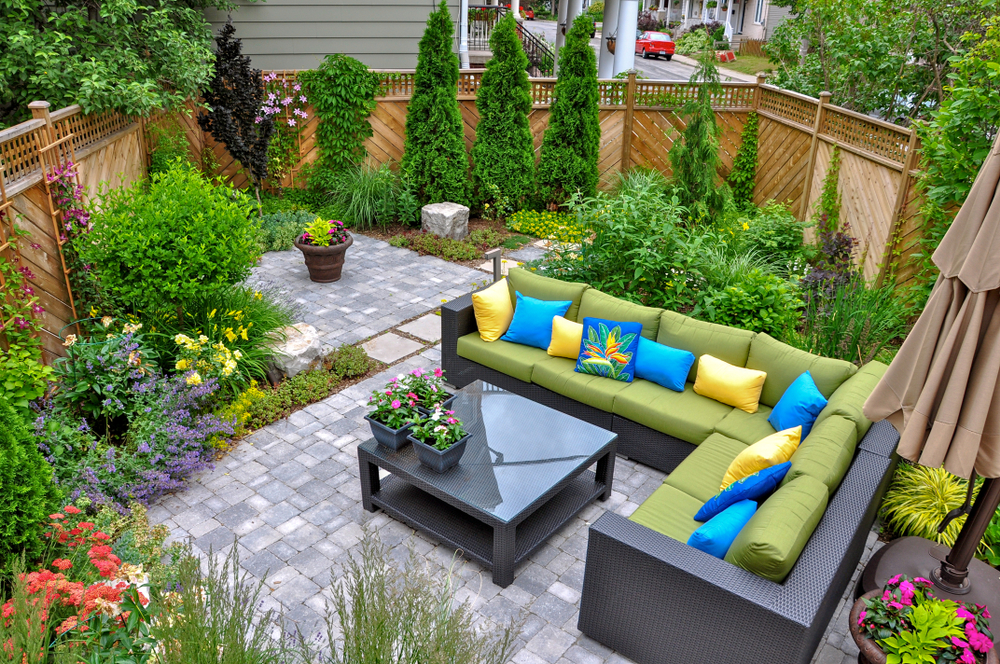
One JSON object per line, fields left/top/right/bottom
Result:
{"left": 728, "top": 111, "right": 758, "bottom": 209}
{"left": 815, "top": 145, "right": 842, "bottom": 234}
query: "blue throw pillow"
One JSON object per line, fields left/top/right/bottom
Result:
{"left": 575, "top": 317, "right": 642, "bottom": 382}
{"left": 687, "top": 499, "right": 757, "bottom": 558}
{"left": 695, "top": 462, "right": 791, "bottom": 521}
{"left": 768, "top": 371, "right": 829, "bottom": 439}
{"left": 634, "top": 337, "right": 696, "bottom": 392}
{"left": 500, "top": 292, "right": 572, "bottom": 350}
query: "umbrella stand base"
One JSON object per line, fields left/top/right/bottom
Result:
{"left": 857, "top": 536, "right": 1000, "bottom": 609}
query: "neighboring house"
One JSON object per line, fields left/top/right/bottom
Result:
{"left": 668, "top": 0, "right": 790, "bottom": 41}
{"left": 204, "top": 0, "right": 460, "bottom": 70}
{"left": 734, "top": 0, "right": 791, "bottom": 40}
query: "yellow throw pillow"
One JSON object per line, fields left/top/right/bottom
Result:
{"left": 693, "top": 354, "right": 767, "bottom": 413}
{"left": 548, "top": 316, "right": 584, "bottom": 359}
{"left": 472, "top": 279, "right": 514, "bottom": 342}
{"left": 721, "top": 426, "right": 802, "bottom": 490}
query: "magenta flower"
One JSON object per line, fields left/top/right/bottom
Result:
{"left": 977, "top": 603, "right": 992, "bottom": 619}
{"left": 888, "top": 601, "right": 904, "bottom": 610}
{"left": 434, "top": 367, "right": 444, "bottom": 378}
{"left": 255, "top": 116, "right": 262, "bottom": 124}
{"left": 858, "top": 610, "right": 866, "bottom": 626}
{"left": 914, "top": 577, "right": 933, "bottom": 586}
{"left": 385, "top": 390, "right": 393, "bottom": 396}
{"left": 967, "top": 623, "right": 994, "bottom": 653}
{"left": 958, "top": 607, "right": 976, "bottom": 621}
{"left": 391, "top": 400, "right": 401, "bottom": 409}
{"left": 888, "top": 574, "right": 902, "bottom": 586}
{"left": 899, "top": 580, "right": 915, "bottom": 605}
{"left": 960, "top": 648, "right": 977, "bottom": 664}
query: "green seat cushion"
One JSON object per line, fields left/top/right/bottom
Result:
{"left": 456, "top": 333, "right": 550, "bottom": 383}
{"left": 657, "top": 310, "right": 756, "bottom": 383}
{"left": 713, "top": 406, "right": 777, "bottom": 445}
{"left": 613, "top": 379, "right": 734, "bottom": 445}
{"left": 664, "top": 433, "right": 748, "bottom": 503}
{"left": 577, "top": 289, "right": 662, "bottom": 340}
{"left": 783, "top": 415, "right": 858, "bottom": 493}
{"left": 531, "top": 357, "right": 632, "bottom": 412}
{"left": 506, "top": 267, "right": 589, "bottom": 322}
{"left": 629, "top": 483, "right": 705, "bottom": 543}
{"left": 746, "top": 333, "right": 858, "bottom": 407}
{"left": 725, "top": 475, "right": 829, "bottom": 582}
{"left": 814, "top": 361, "right": 888, "bottom": 439}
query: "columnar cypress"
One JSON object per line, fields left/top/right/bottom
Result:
{"left": 536, "top": 14, "right": 600, "bottom": 206}
{"left": 401, "top": 0, "right": 469, "bottom": 206}
{"left": 471, "top": 13, "right": 535, "bottom": 209}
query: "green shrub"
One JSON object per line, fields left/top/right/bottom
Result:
{"left": 536, "top": 14, "right": 600, "bottom": 206}
{"left": 0, "top": 395, "right": 59, "bottom": 571}
{"left": 146, "top": 114, "right": 193, "bottom": 176}
{"left": 507, "top": 210, "right": 587, "bottom": 243}
{"left": 397, "top": 232, "right": 483, "bottom": 262}
{"left": 676, "top": 29, "right": 713, "bottom": 55}
{"left": 85, "top": 161, "right": 260, "bottom": 314}
{"left": 587, "top": 0, "right": 604, "bottom": 18}
{"left": 728, "top": 111, "right": 758, "bottom": 209}
{"left": 401, "top": 1, "right": 469, "bottom": 206}
{"left": 472, "top": 13, "right": 536, "bottom": 210}
{"left": 468, "top": 227, "right": 505, "bottom": 248}
{"left": 329, "top": 162, "right": 402, "bottom": 229}
{"left": 327, "top": 344, "right": 373, "bottom": 379}
{"left": 259, "top": 210, "right": 312, "bottom": 252}
{"left": 0, "top": 343, "right": 53, "bottom": 413}
{"left": 701, "top": 268, "right": 803, "bottom": 339}
{"left": 737, "top": 202, "right": 805, "bottom": 266}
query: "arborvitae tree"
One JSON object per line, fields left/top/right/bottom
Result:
{"left": 669, "top": 48, "right": 728, "bottom": 220}
{"left": 728, "top": 111, "right": 759, "bottom": 209}
{"left": 536, "top": 14, "right": 600, "bottom": 206}
{"left": 401, "top": 1, "right": 469, "bottom": 206}
{"left": 198, "top": 19, "right": 274, "bottom": 203}
{"left": 471, "top": 13, "right": 536, "bottom": 210}
{"left": 0, "top": 396, "right": 59, "bottom": 570}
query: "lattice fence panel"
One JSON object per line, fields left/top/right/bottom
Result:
{"left": 821, "top": 107, "right": 910, "bottom": 165}
{"left": 758, "top": 86, "right": 818, "bottom": 130}
{"left": 0, "top": 122, "right": 46, "bottom": 194}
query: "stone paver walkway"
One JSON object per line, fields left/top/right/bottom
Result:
{"left": 151, "top": 235, "right": 879, "bottom": 663}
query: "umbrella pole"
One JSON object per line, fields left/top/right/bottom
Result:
{"left": 934, "top": 477, "right": 1000, "bottom": 594}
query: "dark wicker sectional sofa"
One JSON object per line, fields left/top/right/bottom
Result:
{"left": 442, "top": 289, "right": 900, "bottom": 664}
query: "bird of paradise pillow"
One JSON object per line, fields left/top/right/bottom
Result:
{"left": 574, "top": 317, "right": 643, "bottom": 382}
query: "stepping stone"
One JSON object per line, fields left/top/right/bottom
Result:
{"left": 508, "top": 245, "right": 547, "bottom": 262}
{"left": 476, "top": 258, "right": 520, "bottom": 275}
{"left": 362, "top": 332, "right": 423, "bottom": 364}
{"left": 398, "top": 314, "right": 442, "bottom": 343}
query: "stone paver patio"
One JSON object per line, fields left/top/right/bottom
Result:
{"left": 150, "top": 235, "right": 880, "bottom": 664}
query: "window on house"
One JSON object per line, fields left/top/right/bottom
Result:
{"left": 754, "top": 0, "right": 765, "bottom": 24}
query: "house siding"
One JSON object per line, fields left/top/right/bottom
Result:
{"left": 735, "top": 0, "right": 790, "bottom": 40}
{"left": 204, "top": 0, "right": 461, "bottom": 71}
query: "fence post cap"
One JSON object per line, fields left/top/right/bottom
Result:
{"left": 819, "top": 91, "right": 832, "bottom": 101}
{"left": 755, "top": 72, "right": 767, "bottom": 84}
{"left": 27, "top": 101, "right": 51, "bottom": 110}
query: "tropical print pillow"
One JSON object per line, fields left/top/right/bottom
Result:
{"left": 574, "top": 317, "right": 642, "bottom": 382}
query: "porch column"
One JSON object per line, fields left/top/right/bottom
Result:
{"left": 554, "top": 0, "right": 570, "bottom": 73}
{"left": 598, "top": 0, "right": 621, "bottom": 77}
{"left": 612, "top": 0, "right": 638, "bottom": 76}
{"left": 511, "top": 0, "right": 520, "bottom": 17}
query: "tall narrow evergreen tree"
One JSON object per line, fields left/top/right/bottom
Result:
{"left": 536, "top": 14, "right": 600, "bottom": 206}
{"left": 401, "top": 1, "right": 469, "bottom": 206}
{"left": 471, "top": 13, "right": 536, "bottom": 210}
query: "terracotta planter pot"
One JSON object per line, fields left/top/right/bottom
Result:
{"left": 849, "top": 590, "right": 999, "bottom": 664}
{"left": 295, "top": 233, "right": 353, "bottom": 283}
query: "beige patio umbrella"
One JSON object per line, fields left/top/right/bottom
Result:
{"left": 860, "top": 131, "right": 1000, "bottom": 606}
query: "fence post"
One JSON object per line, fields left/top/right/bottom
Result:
{"left": 876, "top": 129, "right": 921, "bottom": 288}
{"left": 753, "top": 73, "right": 766, "bottom": 109}
{"left": 28, "top": 101, "right": 54, "bottom": 145}
{"left": 619, "top": 70, "right": 637, "bottom": 177}
{"left": 798, "top": 90, "right": 830, "bottom": 221}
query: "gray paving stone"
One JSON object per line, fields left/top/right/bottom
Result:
{"left": 362, "top": 332, "right": 424, "bottom": 363}
{"left": 397, "top": 313, "right": 442, "bottom": 342}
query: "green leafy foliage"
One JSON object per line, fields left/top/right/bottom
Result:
{"left": 815, "top": 146, "right": 842, "bottom": 233}
{"left": 728, "top": 112, "right": 759, "bottom": 209}
{"left": 146, "top": 114, "right": 194, "bottom": 177}
{"left": 323, "top": 162, "right": 419, "bottom": 229}
{"left": 536, "top": 14, "right": 601, "bottom": 206}
{"left": 0, "top": 395, "right": 59, "bottom": 572}
{"left": 675, "top": 28, "right": 714, "bottom": 55}
{"left": 586, "top": 1, "right": 604, "bottom": 18}
{"left": 879, "top": 602, "right": 965, "bottom": 664}
{"left": 737, "top": 202, "right": 806, "bottom": 267}
{"left": 401, "top": 1, "right": 470, "bottom": 206}
{"left": 84, "top": 161, "right": 260, "bottom": 314}
{"left": 702, "top": 268, "right": 803, "bottom": 338}
{"left": 328, "top": 344, "right": 372, "bottom": 379}
{"left": 881, "top": 463, "right": 981, "bottom": 552}
{"left": 507, "top": 210, "right": 588, "bottom": 243}
{"left": 0, "top": 344, "right": 53, "bottom": 413}
{"left": 258, "top": 210, "right": 313, "bottom": 252}
{"left": 299, "top": 54, "right": 380, "bottom": 174}
{"left": 472, "top": 13, "right": 536, "bottom": 210}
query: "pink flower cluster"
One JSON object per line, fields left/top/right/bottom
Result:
{"left": 256, "top": 72, "right": 309, "bottom": 127}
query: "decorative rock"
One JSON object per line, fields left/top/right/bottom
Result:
{"left": 269, "top": 323, "right": 324, "bottom": 378}
{"left": 421, "top": 202, "right": 470, "bottom": 240}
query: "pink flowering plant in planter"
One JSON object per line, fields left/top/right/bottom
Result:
{"left": 367, "top": 381, "right": 420, "bottom": 430}
{"left": 299, "top": 217, "right": 349, "bottom": 247}
{"left": 409, "top": 408, "right": 467, "bottom": 450}
{"left": 858, "top": 574, "right": 994, "bottom": 663}
{"left": 402, "top": 367, "right": 450, "bottom": 409}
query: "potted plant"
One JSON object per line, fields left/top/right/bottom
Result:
{"left": 850, "top": 574, "right": 998, "bottom": 664}
{"left": 294, "top": 217, "right": 353, "bottom": 283}
{"left": 402, "top": 367, "right": 455, "bottom": 414}
{"left": 365, "top": 382, "right": 420, "bottom": 450}
{"left": 407, "top": 407, "right": 470, "bottom": 473}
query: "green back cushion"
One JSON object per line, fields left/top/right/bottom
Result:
{"left": 814, "top": 361, "right": 888, "bottom": 439}
{"left": 657, "top": 310, "right": 756, "bottom": 383}
{"left": 724, "top": 475, "right": 829, "bottom": 582}
{"left": 663, "top": 433, "right": 748, "bottom": 503}
{"left": 782, "top": 414, "right": 858, "bottom": 493}
{"left": 456, "top": 333, "right": 549, "bottom": 383}
{"left": 745, "top": 333, "right": 858, "bottom": 407}
{"left": 577, "top": 289, "right": 662, "bottom": 340}
{"left": 506, "top": 268, "right": 589, "bottom": 322}
{"left": 712, "top": 406, "right": 777, "bottom": 445}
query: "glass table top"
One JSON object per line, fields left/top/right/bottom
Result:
{"left": 362, "top": 380, "right": 618, "bottom": 523}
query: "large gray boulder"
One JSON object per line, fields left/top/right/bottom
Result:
{"left": 421, "top": 202, "right": 470, "bottom": 240}
{"left": 269, "top": 322, "right": 324, "bottom": 379}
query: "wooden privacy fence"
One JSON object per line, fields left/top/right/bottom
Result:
{"left": 0, "top": 102, "right": 146, "bottom": 361}
{"left": 171, "top": 69, "right": 923, "bottom": 287}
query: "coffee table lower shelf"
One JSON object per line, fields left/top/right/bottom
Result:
{"left": 369, "top": 471, "right": 605, "bottom": 587}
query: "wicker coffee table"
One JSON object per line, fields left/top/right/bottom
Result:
{"left": 358, "top": 380, "right": 618, "bottom": 587}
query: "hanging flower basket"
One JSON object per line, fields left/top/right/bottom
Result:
{"left": 606, "top": 36, "right": 617, "bottom": 54}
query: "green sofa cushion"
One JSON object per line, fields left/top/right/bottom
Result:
{"left": 746, "top": 333, "right": 858, "bottom": 407}
{"left": 814, "top": 361, "right": 888, "bottom": 439}
{"left": 657, "top": 310, "right": 756, "bottom": 383}
{"left": 613, "top": 379, "right": 733, "bottom": 445}
{"left": 629, "top": 483, "right": 705, "bottom": 543}
{"left": 456, "top": 333, "right": 549, "bottom": 383}
{"left": 712, "top": 406, "right": 777, "bottom": 445}
{"left": 664, "top": 433, "right": 748, "bottom": 503}
{"left": 724, "top": 475, "right": 829, "bottom": 582}
{"left": 783, "top": 414, "right": 858, "bottom": 493}
{"left": 577, "top": 289, "right": 662, "bottom": 340}
{"left": 506, "top": 268, "right": 589, "bottom": 322}
{"left": 531, "top": 357, "right": 632, "bottom": 412}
